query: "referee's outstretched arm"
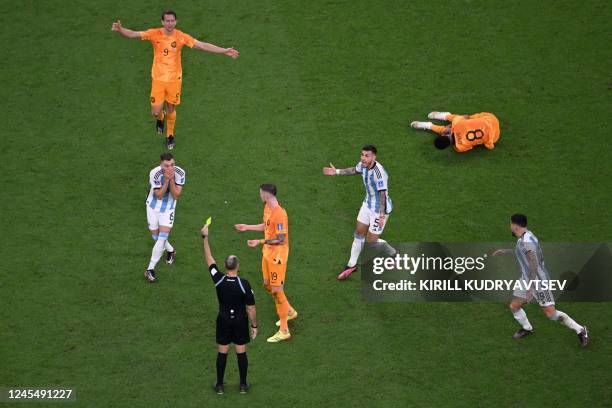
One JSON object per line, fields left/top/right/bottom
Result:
{"left": 201, "top": 224, "right": 225, "bottom": 286}
{"left": 201, "top": 225, "right": 216, "bottom": 267}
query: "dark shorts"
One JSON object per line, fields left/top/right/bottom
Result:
{"left": 216, "top": 314, "right": 250, "bottom": 345}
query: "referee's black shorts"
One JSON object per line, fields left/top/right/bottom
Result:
{"left": 216, "top": 314, "right": 250, "bottom": 345}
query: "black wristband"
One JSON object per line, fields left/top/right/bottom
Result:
{"left": 251, "top": 325, "right": 257, "bottom": 329}
{"left": 201, "top": 234, "right": 207, "bottom": 239}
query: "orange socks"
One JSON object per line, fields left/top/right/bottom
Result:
{"left": 273, "top": 291, "right": 289, "bottom": 332}
{"left": 166, "top": 110, "right": 176, "bottom": 137}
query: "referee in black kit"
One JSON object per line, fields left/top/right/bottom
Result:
{"left": 201, "top": 223, "right": 257, "bottom": 395}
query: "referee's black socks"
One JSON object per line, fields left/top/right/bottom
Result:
{"left": 237, "top": 352, "right": 248, "bottom": 385}
{"left": 216, "top": 352, "right": 228, "bottom": 385}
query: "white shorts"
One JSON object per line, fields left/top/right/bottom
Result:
{"left": 513, "top": 286, "right": 555, "bottom": 307}
{"left": 357, "top": 202, "right": 390, "bottom": 235}
{"left": 146, "top": 206, "right": 175, "bottom": 230}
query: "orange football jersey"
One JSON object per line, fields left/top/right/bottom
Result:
{"left": 262, "top": 203, "right": 289, "bottom": 261}
{"left": 141, "top": 28, "right": 197, "bottom": 82}
{"left": 451, "top": 113, "right": 500, "bottom": 152}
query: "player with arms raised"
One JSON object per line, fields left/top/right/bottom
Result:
{"left": 411, "top": 111, "right": 500, "bottom": 152}
{"left": 144, "top": 153, "right": 185, "bottom": 283}
{"left": 323, "top": 145, "right": 396, "bottom": 280}
{"left": 234, "top": 184, "right": 298, "bottom": 343}
{"left": 111, "top": 10, "right": 239, "bottom": 149}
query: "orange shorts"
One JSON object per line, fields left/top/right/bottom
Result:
{"left": 150, "top": 80, "right": 182, "bottom": 106}
{"left": 262, "top": 255, "right": 287, "bottom": 286}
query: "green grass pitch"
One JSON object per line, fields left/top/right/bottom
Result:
{"left": 2, "top": 0, "right": 611, "bottom": 406}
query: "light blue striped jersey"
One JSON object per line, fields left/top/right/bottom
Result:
{"left": 146, "top": 165, "right": 186, "bottom": 213}
{"left": 514, "top": 230, "right": 550, "bottom": 281}
{"left": 355, "top": 161, "right": 392, "bottom": 214}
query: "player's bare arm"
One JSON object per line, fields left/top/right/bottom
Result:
{"left": 526, "top": 250, "right": 539, "bottom": 281}
{"left": 110, "top": 20, "right": 142, "bottom": 39}
{"left": 234, "top": 223, "right": 265, "bottom": 232}
{"left": 200, "top": 225, "right": 215, "bottom": 266}
{"left": 322, "top": 163, "right": 357, "bottom": 176}
{"left": 194, "top": 41, "right": 240, "bottom": 59}
{"left": 379, "top": 190, "right": 387, "bottom": 226}
{"left": 492, "top": 248, "right": 513, "bottom": 256}
{"left": 263, "top": 233, "right": 286, "bottom": 246}
{"left": 155, "top": 177, "right": 170, "bottom": 200}
{"left": 247, "top": 233, "right": 285, "bottom": 248}
{"left": 168, "top": 176, "right": 183, "bottom": 200}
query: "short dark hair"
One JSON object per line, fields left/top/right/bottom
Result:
{"left": 160, "top": 152, "right": 174, "bottom": 161}
{"left": 260, "top": 183, "right": 277, "bottom": 196}
{"left": 161, "top": 10, "right": 177, "bottom": 20}
{"left": 511, "top": 213, "right": 528, "bottom": 227}
{"left": 434, "top": 136, "right": 451, "bottom": 150}
{"left": 225, "top": 255, "right": 239, "bottom": 270}
{"left": 362, "top": 144, "right": 377, "bottom": 155}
